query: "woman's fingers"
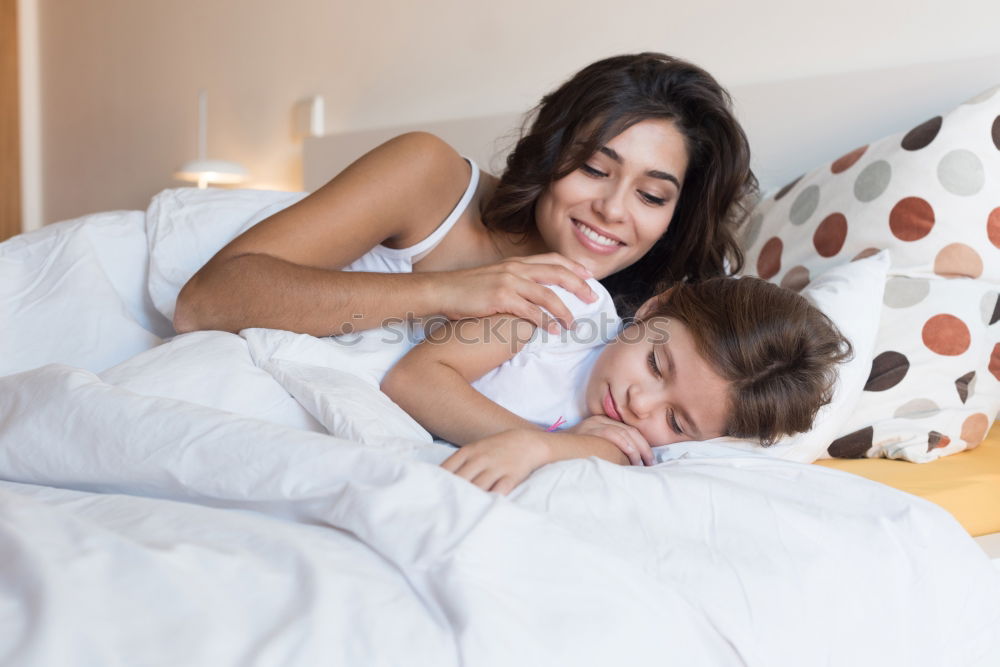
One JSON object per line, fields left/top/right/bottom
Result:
{"left": 512, "top": 260, "right": 598, "bottom": 306}
{"left": 512, "top": 252, "right": 592, "bottom": 279}
{"left": 516, "top": 283, "right": 578, "bottom": 331}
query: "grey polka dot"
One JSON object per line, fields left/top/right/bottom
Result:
{"left": 964, "top": 84, "right": 999, "bottom": 105}
{"left": 742, "top": 212, "right": 764, "bottom": 249}
{"left": 938, "top": 149, "right": 985, "bottom": 196}
{"left": 893, "top": 398, "right": 940, "bottom": 419}
{"left": 883, "top": 277, "right": 930, "bottom": 309}
{"left": 789, "top": 185, "right": 820, "bottom": 225}
{"left": 981, "top": 290, "right": 1000, "bottom": 325}
{"left": 854, "top": 160, "right": 892, "bottom": 202}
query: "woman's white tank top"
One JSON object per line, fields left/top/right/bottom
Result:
{"left": 343, "top": 159, "right": 481, "bottom": 274}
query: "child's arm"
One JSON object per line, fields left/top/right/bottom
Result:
{"left": 380, "top": 314, "right": 546, "bottom": 444}
{"left": 442, "top": 428, "right": 638, "bottom": 495}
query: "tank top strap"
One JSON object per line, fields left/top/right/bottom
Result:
{"left": 408, "top": 158, "right": 480, "bottom": 263}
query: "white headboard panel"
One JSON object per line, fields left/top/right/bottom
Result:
{"left": 304, "top": 53, "right": 1000, "bottom": 194}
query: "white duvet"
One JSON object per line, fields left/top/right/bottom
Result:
{"left": 1, "top": 191, "right": 999, "bottom": 666}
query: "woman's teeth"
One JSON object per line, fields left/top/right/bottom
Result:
{"left": 574, "top": 221, "right": 621, "bottom": 247}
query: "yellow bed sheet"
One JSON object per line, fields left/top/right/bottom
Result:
{"left": 815, "top": 420, "right": 1000, "bottom": 537}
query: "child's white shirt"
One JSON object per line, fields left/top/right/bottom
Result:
{"left": 471, "top": 278, "right": 620, "bottom": 429}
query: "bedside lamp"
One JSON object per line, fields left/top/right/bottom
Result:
{"left": 174, "top": 90, "right": 249, "bottom": 189}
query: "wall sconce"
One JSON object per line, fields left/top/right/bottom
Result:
{"left": 174, "top": 90, "right": 249, "bottom": 189}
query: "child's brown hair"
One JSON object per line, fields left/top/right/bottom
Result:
{"left": 642, "top": 277, "right": 852, "bottom": 446}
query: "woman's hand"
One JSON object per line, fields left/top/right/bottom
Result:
{"left": 441, "top": 429, "right": 552, "bottom": 495}
{"left": 566, "top": 416, "right": 654, "bottom": 466}
{"left": 433, "top": 253, "right": 598, "bottom": 333}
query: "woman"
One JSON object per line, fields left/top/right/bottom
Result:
{"left": 173, "top": 52, "right": 756, "bottom": 338}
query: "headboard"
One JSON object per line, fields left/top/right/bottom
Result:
{"left": 303, "top": 52, "right": 1000, "bottom": 194}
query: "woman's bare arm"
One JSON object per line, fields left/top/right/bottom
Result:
{"left": 174, "top": 132, "right": 471, "bottom": 336}
{"left": 173, "top": 132, "right": 596, "bottom": 337}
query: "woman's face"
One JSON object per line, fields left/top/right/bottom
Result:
{"left": 534, "top": 118, "right": 690, "bottom": 279}
{"left": 584, "top": 316, "right": 731, "bottom": 446}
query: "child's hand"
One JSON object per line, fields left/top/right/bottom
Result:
{"left": 441, "top": 429, "right": 551, "bottom": 495}
{"left": 566, "top": 416, "right": 654, "bottom": 466}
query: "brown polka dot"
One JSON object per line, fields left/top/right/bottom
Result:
{"left": 927, "top": 431, "right": 951, "bottom": 452}
{"left": 889, "top": 197, "right": 935, "bottom": 241}
{"left": 993, "top": 115, "right": 1000, "bottom": 150}
{"left": 955, "top": 371, "right": 976, "bottom": 404}
{"left": 934, "top": 243, "right": 983, "bottom": 278}
{"left": 864, "top": 351, "right": 909, "bottom": 391}
{"left": 757, "top": 237, "right": 782, "bottom": 280}
{"left": 780, "top": 265, "right": 810, "bottom": 292}
{"left": 831, "top": 145, "right": 867, "bottom": 173}
{"left": 852, "top": 247, "right": 882, "bottom": 261}
{"left": 813, "top": 213, "right": 848, "bottom": 257}
{"left": 829, "top": 426, "right": 874, "bottom": 458}
{"left": 960, "top": 413, "right": 990, "bottom": 449}
{"left": 922, "top": 314, "right": 971, "bottom": 356}
{"left": 901, "top": 116, "right": 942, "bottom": 151}
{"left": 988, "top": 207, "right": 1000, "bottom": 250}
{"left": 774, "top": 176, "right": 802, "bottom": 201}
{"left": 990, "top": 343, "right": 1000, "bottom": 382}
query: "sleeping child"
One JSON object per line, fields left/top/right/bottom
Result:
{"left": 381, "top": 276, "right": 851, "bottom": 494}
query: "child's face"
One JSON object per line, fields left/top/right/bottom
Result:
{"left": 584, "top": 316, "right": 731, "bottom": 446}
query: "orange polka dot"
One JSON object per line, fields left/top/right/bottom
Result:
{"left": 921, "top": 314, "right": 971, "bottom": 356}
{"left": 960, "top": 413, "right": 990, "bottom": 449}
{"left": 813, "top": 213, "right": 848, "bottom": 257}
{"left": 852, "top": 248, "right": 881, "bottom": 261}
{"left": 990, "top": 343, "right": 1000, "bottom": 382}
{"left": 889, "top": 197, "right": 935, "bottom": 241}
{"left": 757, "top": 237, "right": 782, "bottom": 280}
{"left": 780, "top": 265, "right": 810, "bottom": 292}
{"left": 988, "top": 207, "right": 1000, "bottom": 250}
{"left": 831, "top": 145, "right": 867, "bottom": 174}
{"left": 934, "top": 243, "right": 983, "bottom": 278}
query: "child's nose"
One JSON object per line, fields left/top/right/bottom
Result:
{"left": 627, "top": 383, "right": 662, "bottom": 420}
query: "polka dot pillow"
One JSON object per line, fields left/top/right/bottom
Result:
{"left": 740, "top": 84, "right": 1000, "bottom": 462}
{"left": 829, "top": 278, "right": 999, "bottom": 462}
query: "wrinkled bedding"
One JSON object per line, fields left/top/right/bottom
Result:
{"left": 1, "top": 196, "right": 999, "bottom": 666}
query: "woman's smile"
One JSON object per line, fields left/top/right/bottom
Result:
{"left": 572, "top": 219, "right": 625, "bottom": 255}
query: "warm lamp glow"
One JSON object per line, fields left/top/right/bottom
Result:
{"left": 175, "top": 160, "right": 249, "bottom": 189}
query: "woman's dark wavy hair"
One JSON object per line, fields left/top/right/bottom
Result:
{"left": 482, "top": 52, "right": 758, "bottom": 315}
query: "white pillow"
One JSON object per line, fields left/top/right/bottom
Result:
{"left": 658, "top": 250, "right": 891, "bottom": 464}
{"left": 145, "top": 187, "right": 307, "bottom": 322}
{"left": 0, "top": 229, "right": 162, "bottom": 377}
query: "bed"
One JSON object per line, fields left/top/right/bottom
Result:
{"left": 2, "top": 55, "right": 999, "bottom": 666}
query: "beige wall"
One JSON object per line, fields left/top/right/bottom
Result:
{"left": 31, "top": 0, "right": 1000, "bottom": 225}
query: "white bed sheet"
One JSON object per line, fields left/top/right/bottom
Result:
{"left": 1, "top": 200, "right": 999, "bottom": 666}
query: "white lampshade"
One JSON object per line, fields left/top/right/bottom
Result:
{"left": 175, "top": 90, "right": 249, "bottom": 189}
